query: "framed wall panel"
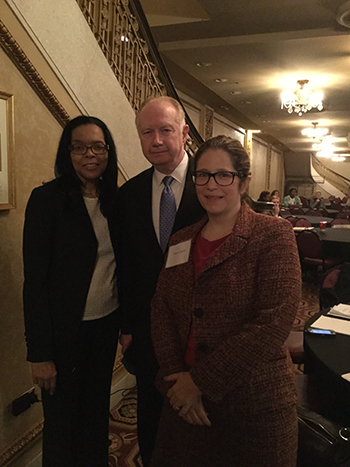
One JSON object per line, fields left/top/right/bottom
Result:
{"left": 0, "top": 91, "right": 15, "bottom": 210}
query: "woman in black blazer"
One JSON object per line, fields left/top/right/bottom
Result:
{"left": 23, "top": 116, "right": 119, "bottom": 467}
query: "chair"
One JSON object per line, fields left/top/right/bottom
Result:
{"left": 296, "top": 230, "right": 342, "bottom": 274}
{"left": 286, "top": 215, "right": 298, "bottom": 226}
{"left": 334, "top": 197, "right": 342, "bottom": 204}
{"left": 304, "top": 209, "right": 322, "bottom": 217}
{"left": 331, "top": 203, "right": 344, "bottom": 212}
{"left": 299, "top": 195, "right": 309, "bottom": 208}
{"left": 329, "top": 195, "right": 336, "bottom": 200}
{"left": 286, "top": 330, "right": 304, "bottom": 363}
{"left": 319, "top": 262, "right": 350, "bottom": 309}
{"left": 331, "top": 218, "right": 350, "bottom": 226}
{"left": 335, "top": 212, "right": 350, "bottom": 219}
{"left": 295, "top": 218, "right": 312, "bottom": 227}
{"left": 290, "top": 207, "right": 304, "bottom": 215}
{"left": 318, "top": 208, "right": 329, "bottom": 217}
{"left": 342, "top": 196, "right": 349, "bottom": 204}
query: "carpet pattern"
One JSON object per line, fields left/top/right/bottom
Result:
{"left": 109, "top": 388, "right": 142, "bottom": 467}
{"left": 108, "top": 281, "right": 320, "bottom": 465}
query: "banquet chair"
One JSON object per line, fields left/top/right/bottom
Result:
{"left": 335, "top": 212, "right": 350, "bottom": 219}
{"left": 332, "top": 202, "right": 344, "bottom": 212}
{"left": 286, "top": 330, "right": 304, "bottom": 364}
{"left": 342, "top": 196, "right": 348, "bottom": 204}
{"left": 296, "top": 230, "right": 342, "bottom": 274}
{"left": 331, "top": 218, "right": 350, "bottom": 226}
{"left": 295, "top": 218, "right": 312, "bottom": 228}
{"left": 304, "top": 209, "right": 322, "bottom": 217}
{"left": 318, "top": 208, "right": 329, "bottom": 217}
{"left": 299, "top": 195, "right": 309, "bottom": 208}
{"left": 286, "top": 216, "right": 298, "bottom": 227}
{"left": 290, "top": 207, "right": 304, "bottom": 215}
{"left": 319, "top": 262, "right": 350, "bottom": 309}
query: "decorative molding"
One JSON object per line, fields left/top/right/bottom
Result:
{"left": 0, "top": 419, "right": 43, "bottom": 467}
{"left": 0, "top": 19, "right": 70, "bottom": 128}
{"left": 204, "top": 105, "right": 214, "bottom": 141}
{"left": 266, "top": 143, "right": 272, "bottom": 190}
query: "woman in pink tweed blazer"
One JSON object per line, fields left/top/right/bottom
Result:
{"left": 150, "top": 135, "right": 301, "bottom": 467}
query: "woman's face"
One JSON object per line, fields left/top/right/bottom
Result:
{"left": 195, "top": 148, "right": 250, "bottom": 218}
{"left": 70, "top": 124, "right": 108, "bottom": 186}
{"left": 290, "top": 189, "right": 297, "bottom": 198}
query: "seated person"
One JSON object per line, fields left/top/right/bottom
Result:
{"left": 257, "top": 190, "right": 271, "bottom": 202}
{"left": 271, "top": 189, "right": 280, "bottom": 198}
{"left": 271, "top": 195, "right": 281, "bottom": 217}
{"left": 310, "top": 190, "right": 326, "bottom": 210}
{"left": 283, "top": 187, "right": 301, "bottom": 207}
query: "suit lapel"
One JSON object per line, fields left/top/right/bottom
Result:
{"left": 137, "top": 168, "right": 163, "bottom": 254}
{"left": 173, "top": 155, "right": 204, "bottom": 233}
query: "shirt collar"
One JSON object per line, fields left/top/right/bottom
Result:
{"left": 154, "top": 152, "right": 189, "bottom": 187}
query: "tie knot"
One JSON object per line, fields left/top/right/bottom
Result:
{"left": 162, "top": 176, "right": 174, "bottom": 187}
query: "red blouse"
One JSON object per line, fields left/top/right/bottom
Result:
{"left": 184, "top": 232, "right": 230, "bottom": 366}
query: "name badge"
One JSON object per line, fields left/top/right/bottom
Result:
{"left": 165, "top": 239, "right": 191, "bottom": 268}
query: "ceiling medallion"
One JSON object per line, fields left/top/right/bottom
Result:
{"left": 281, "top": 79, "right": 323, "bottom": 116}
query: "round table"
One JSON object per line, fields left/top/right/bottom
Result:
{"left": 304, "top": 311, "right": 350, "bottom": 425}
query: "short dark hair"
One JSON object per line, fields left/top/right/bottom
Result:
{"left": 54, "top": 115, "right": 118, "bottom": 216}
{"left": 194, "top": 135, "right": 250, "bottom": 181}
{"left": 289, "top": 187, "right": 297, "bottom": 195}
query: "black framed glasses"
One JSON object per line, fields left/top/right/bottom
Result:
{"left": 68, "top": 143, "right": 109, "bottom": 155}
{"left": 192, "top": 170, "right": 240, "bottom": 186}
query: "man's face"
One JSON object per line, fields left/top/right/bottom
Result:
{"left": 137, "top": 100, "right": 189, "bottom": 174}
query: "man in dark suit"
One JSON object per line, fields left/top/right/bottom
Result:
{"left": 117, "top": 96, "right": 205, "bottom": 466}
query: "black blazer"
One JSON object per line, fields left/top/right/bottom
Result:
{"left": 117, "top": 156, "right": 205, "bottom": 370}
{"left": 23, "top": 175, "right": 119, "bottom": 365}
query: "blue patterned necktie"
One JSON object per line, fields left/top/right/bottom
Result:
{"left": 159, "top": 176, "right": 176, "bottom": 252}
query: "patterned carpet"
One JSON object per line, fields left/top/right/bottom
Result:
{"left": 293, "top": 281, "right": 319, "bottom": 331}
{"left": 108, "top": 388, "right": 142, "bottom": 467}
{"left": 108, "top": 280, "right": 320, "bottom": 466}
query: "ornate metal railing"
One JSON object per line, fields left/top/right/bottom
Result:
{"left": 75, "top": 0, "right": 203, "bottom": 155}
{"left": 312, "top": 154, "right": 350, "bottom": 197}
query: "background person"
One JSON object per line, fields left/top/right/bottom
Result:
{"left": 310, "top": 190, "right": 326, "bottom": 209}
{"left": 23, "top": 116, "right": 119, "bottom": 467}
{"left": 117, "top": 96, "right": 205, "bottom": 466}
{"left": 271, "top": 194, "right": 281, "bottom": 217}
{"left": 151, "top": 135, "right": 301, "bottom": 467}
{"left": 257, "top": 190, "right": 271, "bottom": 201}
{"left": 283, "top": 187, "right": 301, "bottom": 207}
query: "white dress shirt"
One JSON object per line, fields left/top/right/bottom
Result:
{"left": 152, "top": 153, "right": 189, "bottom": 243}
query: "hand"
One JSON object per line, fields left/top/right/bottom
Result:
{"left": 181, "top": 399, "right": 211, "bottom": 426}
{"left": 31, "top": 361, "right": 57, "bottom": 395}
{"left": 165, "top": 372, "right": 202, "bottom": 416}
{"left": 119, "top": 334, "right": 132, "bottom": 354}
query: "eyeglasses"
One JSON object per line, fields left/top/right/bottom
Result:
{"left": 68, "top": 143, "right": 109, "bottom": 155}
{"left": 192, "top": 170, "right": 240, "bottom": 186}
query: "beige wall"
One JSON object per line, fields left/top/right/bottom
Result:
{"left": 0, "top": 46, "right": 61, "bottom": 454}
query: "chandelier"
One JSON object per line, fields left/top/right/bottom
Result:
{"left": 281, "top": 79, "right": 323, "bottom": 116}
{"left": 301, "top": 122, "right": 328, "bottom": 138}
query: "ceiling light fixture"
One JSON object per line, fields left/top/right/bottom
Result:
{"left": 196, "top": 62, "right": 212, "bottom": 67}
{"left": 301, "top": 122, "right": 328, "bottom": 138}
{"left": 281, "top": 79, "right": 323, "bottom": 116}
{"left": 331, "top": 156, "right": 346, "bottom": 162}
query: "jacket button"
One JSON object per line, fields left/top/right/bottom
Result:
{"left": 194, "top": 308, "right": 204, "bottom": 318}
{"left": 196, "top": 342, "right": 208, "bottom": 352}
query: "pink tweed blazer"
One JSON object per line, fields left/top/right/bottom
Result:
{"left": 151, "top": 202, "right": 301, "bottom": 411}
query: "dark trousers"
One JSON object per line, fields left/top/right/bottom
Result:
{"left": 136, "top": 372, "right": 163, "bottom": 467}
{"left": 41, "top": 310, "right": 119, "bottom": 467}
